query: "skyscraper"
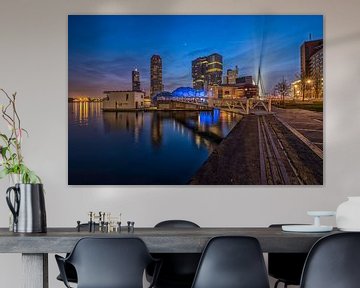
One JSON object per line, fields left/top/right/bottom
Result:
{"left": 192, "top": 53, "right": 223, "bottom": 90}
{"left": 309, "top": 44, "right": 323, "bottom": 99}
{"left": 150, "top": 55, "right": 163, "bottom": 97}
{"left": 192, "top": 57, "right": 208, "bottom": 90}
{"left": 300, "top": 39, "right": 323, "bottom": 77}
{"left": 132, "top": 69, "right": 141, "bottom": 91}
{"left": 205, "top": 53, "right": 223, "bottom": 87}
{"left": 309, "top": 44, "right": 323, "bottom": 80}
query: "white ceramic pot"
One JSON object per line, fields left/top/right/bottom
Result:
{"left": 9, "top": 173, "right": 22, "bottom": 185}
{"left": 8, "top": 173, "right": 22, "bottom": 232}
{"left": 336, "top": 197, "right": 360, "bottom": 231}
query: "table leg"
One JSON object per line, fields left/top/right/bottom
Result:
{"left": 22, "top": 253, "right": 48, "bottom": 288}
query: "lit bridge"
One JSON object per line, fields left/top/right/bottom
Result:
{"left": 163, "top": 97, "right": 273, "bottom": 115}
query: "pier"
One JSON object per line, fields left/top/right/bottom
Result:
{"left": 190, "top": 113, "right": 323, "bottom": 185}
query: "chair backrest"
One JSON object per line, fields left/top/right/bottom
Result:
{"left": 191, "top": 236, "right": 270, "bottom": 288}
{"left": 300, "top": 232, "right": 360, "bottom": 288}
{"left": 67, "top": 237, "right": 153, "bottom": 288}
{"left": 152, "top": 220, "right": 201, "bottom": 282}
{"left": 268, "top": 224, "right": 308, "bottom": 285}
{"left": 155, "top": 220, "right": 200, "bottom": 228}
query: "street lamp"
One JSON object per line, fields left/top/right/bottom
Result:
{"left": 306, "top": 79, "right": 313, "bottom": 99}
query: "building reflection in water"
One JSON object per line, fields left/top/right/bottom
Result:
{"left": 69, "top": 104, "right": 242, "bottom": 184}
{"left": 100, "top": 109, "right": 241, "bottom": 150}
{"left": 70, "top": 103, "right": 241, "bottom": 150}
{"left": 70, "top": 102, "right": 103, "bottom": 126}
{"left": 150, "top": 112, "right": 163, "bottom": 149}
{"left": 102, "top": 111, "right": 144, "bottom": 143}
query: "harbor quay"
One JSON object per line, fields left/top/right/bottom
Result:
{"left": 190, "top": 111, "right": 323, "bottom": 185}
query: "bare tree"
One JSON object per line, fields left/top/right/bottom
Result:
{"left": 295, "top": 73, "right": 308, "bottom": 102}
{"left": 275, "top": 77, "right": 291, "bottom": 106}
{"left": 312, "top": 72, "right": 323, "bottom": 100}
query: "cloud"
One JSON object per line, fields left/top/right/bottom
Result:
{"left": 186, "top": 48, "right": 212, "bottom": 58}
{"left": 164, "top": 73, "right": 192, "bottom": 91}
{"left": 69, "top": 55, "right": 148, "bottom": 96}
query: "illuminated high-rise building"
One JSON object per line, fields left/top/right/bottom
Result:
{"left": 192, "top": 53, "right": 223, "bottom": 90}
{"left": 205, "top": 53, "right": 223, "bottom": 87}
{"left": 300, "top": 39, "right": 323, "bottom": 77}
{"left": 132, "top": 69, "right": 141, "bottom": 91}
{"left": 309, "top": 44, "right": 323, "bottom": 99}
{"left": 309, "top": 44, "right": 323, "bottom": 80}
{"left": 192, "top": 57, "right": 208, "bottom": 90}
{"left": 150, "top": 55, "right": 163, "bottom": 97}
{"left": 300, "top": 39, "right": 323, "bottom": 99}
{"left": 224, "top": 66, "right": 239, "bottom": 84}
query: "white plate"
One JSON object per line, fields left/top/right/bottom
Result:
{"left": 307, "top": 211, "right": 336, "bottom": 217}
{"left": 282, "top": 225, "right": 333, "bottom": 232}
{"left": 338, "top": 227, "right": 360, "bottom": 232}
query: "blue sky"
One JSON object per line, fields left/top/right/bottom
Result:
{"left": 68, "top": 15, "right": 323, "bottom": 98}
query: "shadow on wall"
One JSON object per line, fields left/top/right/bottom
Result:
{"left": 326, "top": 31, "right": 360, "bottom": 46}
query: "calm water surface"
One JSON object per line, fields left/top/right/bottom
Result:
{"left": 68, "top": 102, "right": 242, "bottom": 185}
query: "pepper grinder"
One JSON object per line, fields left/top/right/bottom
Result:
{"left": 77, "top": 221, "right": 81, "bottom": 232}
{"left": 88, "top": 212, "right": 93, "bottom": 232}
{"left": 127, "top": 221, "right": 135, "bottom": 233}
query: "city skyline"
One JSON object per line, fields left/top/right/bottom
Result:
{"left": 68, "top": 15, "right": 323, "bottom": 99}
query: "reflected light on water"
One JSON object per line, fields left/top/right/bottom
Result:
{"left": 69, "top": 104, "right": 242, "bottom": 184}
{"left": 71, "top": 102, "right": 94, "bottom": 126}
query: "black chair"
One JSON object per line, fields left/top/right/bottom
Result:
{"left": 147, "top": 220, "right": 201, "bottom": 288}
{"left": 191, "top": 236, "right": 270, "bottom": 288}
{"left": 56, "top": 223, "right": 99, "bottom": 284}
{"left": 268, "top": 224, "right": 308, "bottom": 288}
{"left": 55, "top": 237, "right": 160, "bottom": 288}
{"left": 300, "top": 232, "right": 360, "bottom": 288}
{"left": 56, "top": 262, "right": 77, "bottom": 284}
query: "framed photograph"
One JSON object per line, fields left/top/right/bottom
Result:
{"left": 68, "top": 15, "right": 323, "bottom": 185}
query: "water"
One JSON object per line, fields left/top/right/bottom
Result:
{"left": 68, "top": 102, "right": 242, "bottom": 185}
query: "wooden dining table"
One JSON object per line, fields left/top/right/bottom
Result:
{"left": 0, "top": 227, "right": 339, "bottom": 288}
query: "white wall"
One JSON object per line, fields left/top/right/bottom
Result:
{"left": 0, "top": 0, "right": 360, "bottom": 287}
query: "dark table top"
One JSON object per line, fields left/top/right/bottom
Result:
{"left": 0, "top": 227, "right": 339, "bottom": 253}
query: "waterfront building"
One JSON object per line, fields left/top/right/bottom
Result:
{"left": 223, "top": 66, "right": 239, "bottom": 84}
{"left": 150, "top": 55, "right": 163, "bottom": 98}
{"left": 205, "top": 53, "right": 223, "bottom": 87}
{"left": 296, "top": 39, "right": 324, "bottom": 100}
{"left": 172, "top": 87, "right": 206, "bottom": 98}
{"left": 153, "top": 88, "right": 207, "bottom": 102}
{"left": 192, "top": 53, "right": 223, "bottom": 89}
{"left": 309, "top": 45, "right": 323, "bottom": 78}
{"left": 208, "top": 84, "right": 258, "bottom": 99}
{"left": 309, "top": 44, "right": 323, "bottom": 99}
{"left": 102, "top": 90, "right": 145, "bottom": 110}
{"left": 192, "top": 56, "right": 208, "bottom": 90}
{"left": 132, "top": 69, "right": 141, "bottom": 91}
{"left": 143, "top": 96, "right": 152, "bottom": 108}
{"left": 300, "top": 39, "right": 323, "bottom": 78}
{"left": 236, "top": 76, "right": 254, "bottom": 85}
{"left": 153, "top": 87, "right": 208, "bottom": 110}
